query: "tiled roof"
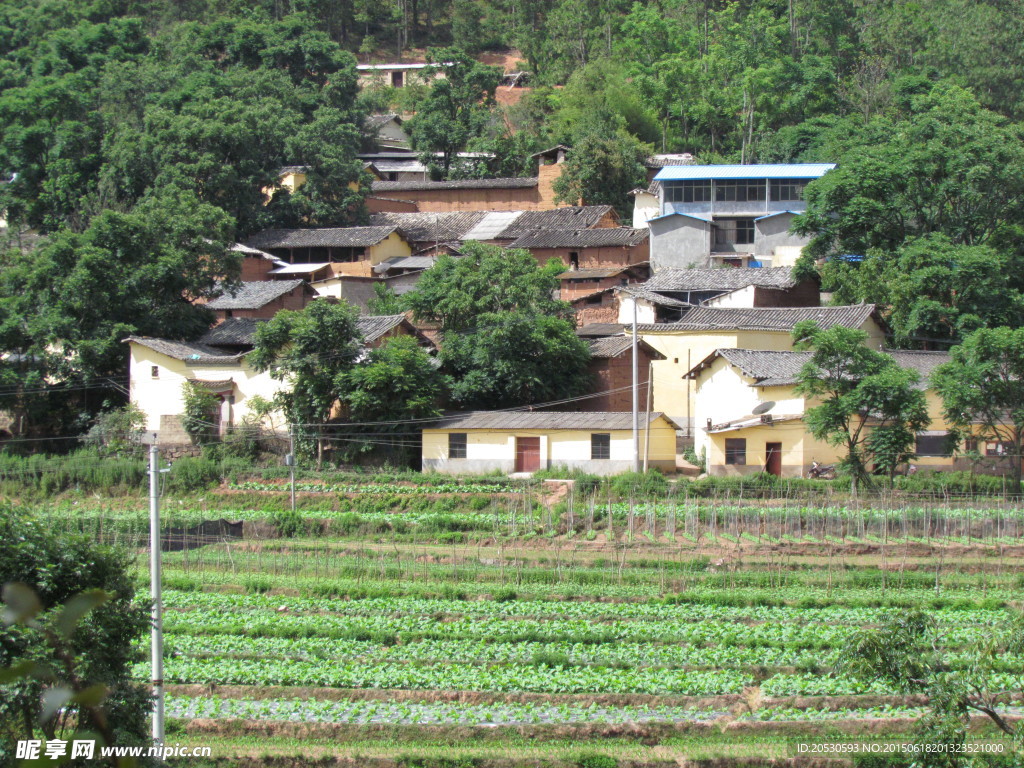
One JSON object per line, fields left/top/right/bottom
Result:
{"left": 377, "top": 255, "right": 437, "bottom": 272}
{"left": 429, "top": 411, "right": 668, "bottom": 430}
{"left": 557, "top": 267, "right": 633, "bottom": 280}
{"left": 588, "top": 336, "right": 634, "bottom": 358}
{"left": 623, "top": 287, "right": 692, "bottom": 308}
{"left": 369, "top": 212, "right": 486, "bottom": 243}
{"left": 246, "top": 226, "right": 399, "bottom": 250}
{"left": 125, "top": 337, "right": 244, "bottom": 364}
{"left": 462, "top": 210, "right": 525, "bottom": 240}
{"left": 643, "top": 267, "right": 799, "bottom": 293}
{"left": 357, "top": 314, "right": 407, "bottom": 343}
{"left": 495, "top": 206, "right": 617, "bottom": 240}
{"left": 576, "top": 323, "right": 625, "bottom": 337}
{"left": 268, "top": 262, "right": 332, "bottom": 276}
{"left": 206, "top": 280, "right": 306, "bottom": 310}
{"left": 372, "top": 178, "right": 538, "bottom": 193}
{"left": 639, "top": 304, "right": 877, "bottom": 333}
{"left": 509, "top": 228, "right": 648, "bottom": 249}
{"left": 198, "top": 318, "right": 265, "bottom": 347}
{"left": 366, "top": 113, "right": 401, "bottom": 129}
{"left": 645, "top": 154, "right": 695, "bottom": 168}
{"left": 698, "top": 347, "right": 949, "bottom": 388}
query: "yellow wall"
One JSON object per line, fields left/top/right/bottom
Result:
{"left": 422, "top": 418, "right": 678, "bottom": 475}
{"left": 368, "top": 231, "right": 413, "bottom": 265}
{"left": 129, "top": 343, "right": 288, "bottom": 440}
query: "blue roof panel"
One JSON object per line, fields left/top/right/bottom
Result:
{"left": 654, "top": 163, "right": 835, "bottom": 182}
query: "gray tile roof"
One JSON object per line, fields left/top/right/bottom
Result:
{"left": 366, "top": 113, "right": 402, "bottom": 129}
{"left": 245, "top": 226, "right": 400, "bottom": 250}
{"left": 206, "top": 280, "right": 306, "bottom": 310}
{"left": 701, "top": 347, "right": 950, "bottom": 388}
{"left": 429, "top": 411, "right": 669, "bottom": 430}
{"left": 378, "top": 255, "right": 437, "bottom": 272}
{"left": 624, "top": 287, "right": 693, "bottom": 308}
{"left": 588, "top": 336, "right": 634, "bottom": 358}
{"left": 639, "top": 304, "right": 877, "bottom": 333}
{"left": 372, "top": 178, "right": 538, "bottom": 193}
{"left": 369, "top": 212, "right": 486, "bottom": 243}
{"left": 125, "top": 337, "right": 245, "bottom": 364}
{"left": 496, "top": 206, "right": 617, "bottom": 240}
{"left": 509, "top": 228, "right": 649, "bottom": 249}
{"left": 558, "top": 267, "right": 633, "bottom": 280}
{"left": 198, "top": 318, "right": 265, "bottom": 347}
{"left": 643, "top": 267, "right": 799, "bottom": 293}
{"left": 576, "top": 323, "right": 625, "bottom": 337}
{"left": 356, "top": 314, "right": 408, "bottom": 343}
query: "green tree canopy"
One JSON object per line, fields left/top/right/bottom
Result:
{"left": 793, "top": 320, "right": 930, "bottom": 489}
{"left": 402, "top": 241, "right": 571, "bottom": 332}
{"left": 441, "top": 310, "right": 592, "bottom": 409}
{"left": 0, "top": 503, "right": 149, "bottom": 749}
{"left": 249, "top": 299, "right": 364, "bottom": 465}
{"left": 552, "top": 127, "right": 650, "bottom": 217}
{"left": 931, "top": 326, "right": 1024, "bottom": 491}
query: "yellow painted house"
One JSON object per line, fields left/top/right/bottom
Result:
{"left": 422, "top": 411, "right": 680, "bottom": 475}
{"left": 683, "top": 347, "right": 993, "bottom": 477}
{"left": 631, "top": 304, "right": 886, "bottom": 437}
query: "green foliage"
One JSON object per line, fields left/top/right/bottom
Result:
{"left": 553, "top": 128, "right": 650, "bottom": 217}
{"left": 82, "top": 403, "right": 146, "bottom": 456}
{"left": 0, "top": 503, "right": 149, "bottom": 750}
{"left": 609, "top": 470, "right": 668, "bottom": 498}
{"left": 575, "top": 754, "right": 618, "bottom": 768}
{"left": 166, "top": 456, "right": 220, "bottom": 493}
{"left": 181, "top": 381, "right": 221, "bottom": 447}
{"left": 367, "top": 282, "right": 404, "bottom": 315}
{"left": 793, "top": 322, "right": 930, "bottom": 489}
{"left": 932, "top": 326, "right": 1024, "bottom": 490}
{"left": 404, "top": 47, "right": 502, "bottom": 178}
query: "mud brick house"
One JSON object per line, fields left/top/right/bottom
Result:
{"left": 580, "top": 334, "right": 666, "bottom": 412}
{"left": 508, "top": 227, "right": 649, "bottom": 269}
{"left": 244, "top": 226, "right": 412, "bottom": 279}
{"left": 205, "top": 280, "right": 315, "bottom": 321}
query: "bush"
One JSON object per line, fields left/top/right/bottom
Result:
{"left": 610, "top": 469, "right": 668, "bottom": 498}
{"left": 165, "top": 456, "right": 220, "bottom": 493}
{"left": 576, "top": 755, "right": 617, "bottom": 768}
{"left": 533, "top": 466, "right": 601, "bottom": 493}
{"left": 271, "top": 509, "right": 307, "bottom": 537}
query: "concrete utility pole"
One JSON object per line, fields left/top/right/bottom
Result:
{"left": 148, "top": 444, "right": 165, "bottom": 752}
{"left": 288, "top": 425, "right": 296, "bottom": 514}
{"left": 632, "top": 297, "right": 640, "bottom": 472}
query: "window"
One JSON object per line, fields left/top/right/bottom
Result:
{"left": 151, "top": 366, "right": 159, "bottom": 379}
{"left": 664, "top": 180, "right": 711, "bottom": 203}
{"left": 449, "top": 433, "right": 467, "bottom": 459}
{"left": 770, "top": 178, "right": 808, "bottom": 202}
{"left": 714, "top": 219, "right": 755, "bottom": 246}
{"left": 585, "top": 293, "right": 604, "bottom": 304}
{"left": 391, "top": 71, "right": 404, "bottom": 88}
{"left": 725, "top": 438, "right": 747, "bottom": 465}
{"left": 714, "top": 179, "right": 766, "bottom": 202}
{"left": 916, "top": 433, "right": 952, "bottom": 457}
{"left": 569, "top": 252, "right": 579, "bottom": 269}
{"left": 986, "top": 441, "right": 1015, "bottom": 457}
{"left": 591, "top": 433, "right": 611, "bottom": 460}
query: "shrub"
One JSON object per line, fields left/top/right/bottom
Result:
{"left": 610, "top": 469, "right": 668, "bottom": 498}
{"left": 492, "top": 587, "right": 518, "bottom": 602}
{"left": 271, "top": 509, "right": 307, "bottom": 537}
{"left": 576, "top": 755, "right": 617, "bottom": 768}
{"left": 243, "top": 576, "right": 272, "bottom": 594}
{"left": 166, "top": 456, "right": 220, "bottom": 493}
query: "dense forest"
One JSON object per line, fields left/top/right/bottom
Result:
{"left": 2, "top": 0, "right": 1024, "bottom": 434}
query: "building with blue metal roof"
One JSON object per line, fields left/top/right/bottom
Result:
{"left": 645, "top": 163, "right": 835, "bottom": 272}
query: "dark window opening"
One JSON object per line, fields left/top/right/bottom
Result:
{"left": 569, "top": 252, "right": 579, "bottom": 269}
{"left": 725, "top": 438, "right": 746, "bottom": 465}
{"left": 916, "top": 433, "right": 953, "bottom": 457}
{"left": 151, "top": 366, "right": 159, "bottom": 379}
{"left": 714, "top": 179, "right": 766, "bottom": 202}
{"left": 770, "top": 178, "right": 807, "bottom": 202}
{"left": 664, "top": 180, "right": 711, "bottom": 203}
{"left": 449, "top": 432, "right": 467, "bottom": 459}
{"left": 591, "top": 433, "right": 611, "bottom": 460}
{"left": 585, "top": 293, "right": 604, "bottom": 304}
{"left": 391, "top": 71, "right": 404, "bottom": 88}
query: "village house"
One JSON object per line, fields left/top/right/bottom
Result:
{"left": 648, "top": 163, "right": 835, "bottom": 271}
{"left": 682, "top": 347, "right": 1000, "bottom": 478}
{"left": 421, "top": 411, "right": 679, "bottom": 475}
{"left": 616, "top": 266, "right": 819, "bottom": 324}
{"left": 126, "top": 314, "right": 433, "bottom": 446}
{"left": 634, "top": 304, "right": 886, "bottom": 438}
{"left": 365, "top": 113, "right": 410, "bottom": 150}
{"left": 577, "top": 335, "right": 666, "bottom": 412}
{"left": 509, "top": 228, "right": 649, "bottom": 269}
{"left": 244, "top": 226, "right": 412, "bottom": 282}
{"left": 356, "top": 62, "right": 446, "bottom": 89}
{"left": 205, "top": 280, "right": 315, "bottom": 321}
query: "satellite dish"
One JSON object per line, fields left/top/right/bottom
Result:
{"left": 752, "top": 401, "right": 776, "bottom": 415}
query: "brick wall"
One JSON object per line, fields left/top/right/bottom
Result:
{"left": 752, "top": 279, "right": 820, "bottom": 308}
{"left": 240, "top": 256, "right": 275, "bottom": 281}
{"left": 385, "top": 186, "right": 551, "bottom": 212}
{"left": 366, "top": 197, "right": 420, "bottom": 213}
{"left": 572, "top": 292, "right": 621, "bottom": 327}
{"left": 528, "top": 242, "right": 649, "bottom": 269}
{"left": 213, "top": 284, "right": 313, "bottom": 321}
{"left": 582, "top": 345, "right": 659, "bottom": 411}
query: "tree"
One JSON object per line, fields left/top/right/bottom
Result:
{"left": 795, "top": 84, "right": 1024, "bottom": 261}
{"left": 441, "top": 311, "right": 592, "bottom": 409}
{"left": 552, "top": 128, "right": 650, "bottom": 217}
{"left": 0, "top": 503, "right": 150, "bottom": 753}
{"left": 793, "top": 321, "right": 930, "bottom": 490}
{"left": 249, "top": 300, "right": 364, "bottom": 465}
{"left": 403, "top": 241, "right": 571, "bottom": 332}
{"left": 931, "top": 327, "right": 1024, "bottom": 492}
{"left": 367, "top": 282, "right": 404, "bottom": 315}
{"left": 842, "top": 610, "right": 1024, "bottom": 765}
{"left": 404, "top": 47, "right": 502, "bottom": 178}
{"left": 339, "top": 336, "right": 445, "bottom": 462}
{"left": 181, "top": 381, "right": 221, "bottom": 446}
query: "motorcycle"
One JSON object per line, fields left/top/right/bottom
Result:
{"left": 809, "top": 460, "right": 836, "bottom": 479}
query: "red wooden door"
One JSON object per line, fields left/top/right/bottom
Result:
{"left": 515, "top": 437, "right": 541, "bottom": 473}
{"left": 765, "top": 442, "right": 782, "bottom": 477}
